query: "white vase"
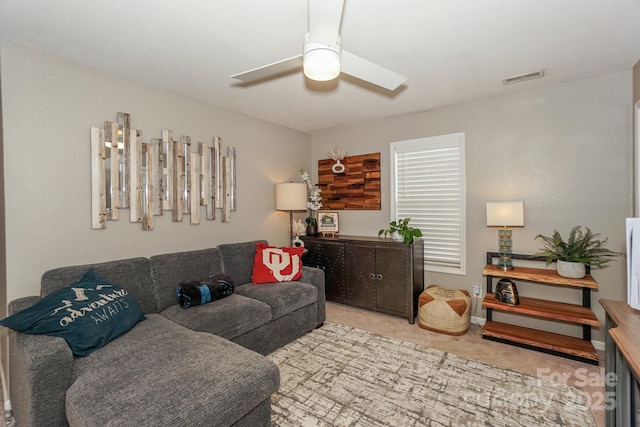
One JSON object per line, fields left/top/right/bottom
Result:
{"left": 391, "top": 232, "right": 404, "bottom": 242}
{"left": 331, "top": 159, "right": 346, "bottom": 174}
{"left": 557, "top": 260, "right": 586, "bottom": 279}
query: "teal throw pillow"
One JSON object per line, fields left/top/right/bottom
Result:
{"left": 0, "top": 268, "right": 146, "bottom": 356}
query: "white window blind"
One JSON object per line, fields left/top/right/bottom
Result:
{"left": 391, "top": 133, "right": 466, "bottom": 274}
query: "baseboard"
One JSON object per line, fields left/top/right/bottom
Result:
{"left": 471, "top": 315, "right": 486, "bottom": 326}
{"left": 471, "top": 316, "right": 605, "bottom": 352}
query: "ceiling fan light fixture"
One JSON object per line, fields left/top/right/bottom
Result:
{"left": 303, "top": 49, "right": 340, "bottom": 81}
{"left": 303, "top": 36, "right": 341, "bottom": 81}
{"left": 231, "top": 1, "right": 406, "bottom": 91}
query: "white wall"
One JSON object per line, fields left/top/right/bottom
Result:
{"left": 0, "top": 39, "right": 634, "bottom": 345}
{"left": 0, "top": 40, "right": 311, "bottom": 302}
{"left": 310, "top": 71, "right": 633, "bottom": 342}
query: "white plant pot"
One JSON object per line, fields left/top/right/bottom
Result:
{"left": 557, "top": 260, "right": 586, "bottom": 279}
{"left": 391, "top": 232, "right": 404, "bottom": 242}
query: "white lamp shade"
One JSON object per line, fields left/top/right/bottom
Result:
{"left": 486, "top": 201, "right": 525, "bottom": 227}
{"left": 275, "top": 183, "right": 307, "bottom": 211}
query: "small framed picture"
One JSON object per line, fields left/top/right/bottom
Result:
{"left": 318, "top": 211, "right": 339, "bottom": 234}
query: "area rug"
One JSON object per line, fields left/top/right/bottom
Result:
{"left": 268, "top": 322, "right": 595, "bottom": 427}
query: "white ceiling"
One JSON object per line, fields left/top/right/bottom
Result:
{"left": 1, "top": 0, "right": 639, "bottom": 133}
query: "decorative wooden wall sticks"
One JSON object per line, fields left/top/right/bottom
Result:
{"left": 91, "top": 112, "right": 236, "bottom": 230}
{"left": 91, "top": 127, "right": 106, "bottom": 229}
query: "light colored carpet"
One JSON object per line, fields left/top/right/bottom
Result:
{"left": 269, "top": 322, "right": 595, "bottom": 426}
{"left": 325, "top": 301, "right": 606, "bottom": 427}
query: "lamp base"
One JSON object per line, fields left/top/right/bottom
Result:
{"left": 497, "top": 227, "right": 515, "bottom": 270}
{"left": 496, "top": 262, "right": 515, "bottom": 271}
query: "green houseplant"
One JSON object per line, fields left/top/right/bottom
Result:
{"left": 378, "top": 218, "right": 423, "bottom": 244}
{"left": 533, "top": 226, "right": 622, "bottom": 278}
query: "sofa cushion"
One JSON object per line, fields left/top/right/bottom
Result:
{"left": 150, "top": 248, "right": 224, "bottom": 312}
{"left": 41, "top": 257, "right": 157, "bottom": 314}
{"left": 160, "top": 294, "right": 272, "bottom": 340}
{"left": 252, "top": 243, "right": 303, "bottom": 284}
{"left": 234, "top": 281, "right": 317, "bottom": 320}
{"left": 1, "top": 268, "right": 145, "bottom": 356}
{"left": 218, "top": 240, "right": 267, "bottom": 285}
{"left": 69, "top": 314, "right": 279, "bottom": 427}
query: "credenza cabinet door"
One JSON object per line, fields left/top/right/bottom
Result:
{"left": 345, "top": 243, "right": 377, "bottom": 309}
{"left": 375, "top": 245, "right": 411, "bottom": 314}
{"left": 303, "top": 239, "right": 347, "bottom": 302}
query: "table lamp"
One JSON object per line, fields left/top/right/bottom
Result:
{"left": 486, "top": 201, "right": 525, "bottom": 270}
{"left": 276, "top": 182, "right": 307, "bottom": 245}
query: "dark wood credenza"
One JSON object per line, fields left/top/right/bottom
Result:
{"left": 600, "top": 299, "right": 640, "bottom": 427}
{"left": 301, "top": 235, "right": 424, "bottom": 323}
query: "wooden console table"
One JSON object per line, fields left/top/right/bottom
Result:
{"left": 482, "top": 252, "right": 599, "bottom": 364}
{"left": 600, "top": 299, "right": 640, "bottom": 427}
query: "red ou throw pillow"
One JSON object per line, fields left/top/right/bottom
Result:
{"left": 252, "top": 243, "right": 304, "bottom": 284}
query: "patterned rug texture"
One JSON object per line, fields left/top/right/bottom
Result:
{"left": 268, "top": 322, "right": 595, "bottom": 427}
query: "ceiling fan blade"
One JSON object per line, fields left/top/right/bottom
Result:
{"left": 231, "top": 55, "right": 303, "bottom": 82}
{"left": 341, "top": 50, "right": 407, "bottom": 91}
{"left": 308, "top": 0, "right": 344, "bottom": 42}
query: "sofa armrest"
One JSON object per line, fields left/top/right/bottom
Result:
{"left": 301, "top": 266, "right": 326, "bottom": 325}
{"left": 8, "top": 297, "right": 74, "bottom": 427}
{"left": 8, "top": 295, "right": 41, "bottom": 315}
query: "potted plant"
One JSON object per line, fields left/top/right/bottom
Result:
{"left": 533, "top": 226, "right": 622, "bottom": 278}
{"left": 378, "top": 218, "right": 423, "bottom": 244}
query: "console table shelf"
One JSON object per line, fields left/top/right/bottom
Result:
{"left": 482, "top": 252, "right": 599, "bottom": 365}
{"left": 482, "top": 265, "right": 598, "bottom": 288}
{"left": 481, "top": 295, "right": 599, "bottom": 326}
{"left": 483, "top": 321, "right": 599, "bottom": 363}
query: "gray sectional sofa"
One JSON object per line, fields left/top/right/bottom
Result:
{"left": 6, "top": 240, "right": 325, "bottom": 426}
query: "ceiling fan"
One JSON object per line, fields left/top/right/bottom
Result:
{"left": 230, "top": 0, "right": 407, "bottom": 91}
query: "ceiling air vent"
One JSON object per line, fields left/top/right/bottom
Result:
{"left": 503, "top": 70, "right": 545, "bottom": 85}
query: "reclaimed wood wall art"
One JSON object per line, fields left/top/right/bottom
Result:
{"left": 318, "top": 152, "right": 381, "bottom": 210}
{"left": 91, "top": 112, "right": 236, "bottom": 230}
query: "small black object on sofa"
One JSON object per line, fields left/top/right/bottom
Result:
{"left": 176, "top": 274, "right": 235, "bottom": 308}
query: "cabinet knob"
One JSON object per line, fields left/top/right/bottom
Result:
{"left": 377, "top": 274, "right": 383, "bottom": 280}
{"left": 369, "top": 273, "right": 375, "bottom": 279}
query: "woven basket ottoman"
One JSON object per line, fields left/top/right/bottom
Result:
{"left": 418, "top": 285, "right": 471, "bottom": 335}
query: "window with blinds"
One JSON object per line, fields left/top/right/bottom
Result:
{"left": 390, "top": 133, "right": 466, "bottom": 275}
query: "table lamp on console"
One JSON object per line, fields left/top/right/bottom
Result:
{"left": 275, "top": 182, "right": 308, "bottom": 246}
{"left": 486, "top": 201, "right": 525, "bottom": 271}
